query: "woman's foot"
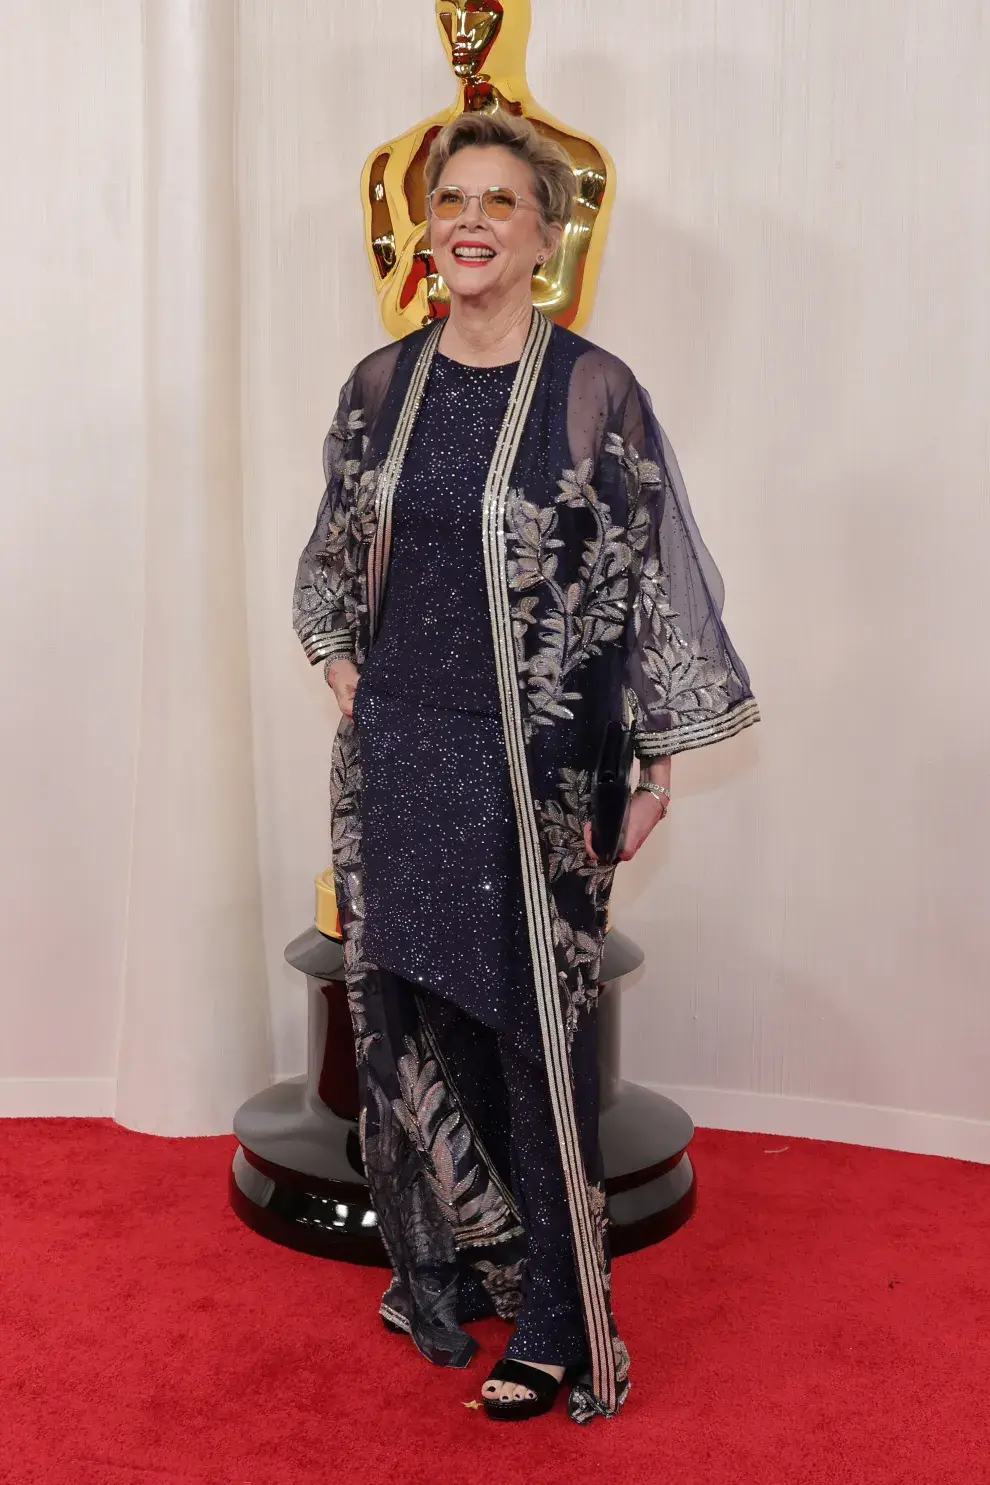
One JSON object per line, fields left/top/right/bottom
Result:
{"left": 482, "top": 1358, "right": 565, "bottom": 1404}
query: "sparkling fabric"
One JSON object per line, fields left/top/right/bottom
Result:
{"left": 363, "top": 971, "right": 600, "bottom": 1372}
{"left": 355, "top": 350, "right": 508, "bottom": 716}
{"left": 355, "top": 352, "right": 542, "bottom": 1061}
{"left": 352, "top": 350, "right": 589, "bottom": 1364}
{"left": 420, "top": 985, "right": 599, "bottom": 1368}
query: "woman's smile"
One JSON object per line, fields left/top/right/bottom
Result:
{"left": 451, "top": 238, "right": 498, "bottom": 264}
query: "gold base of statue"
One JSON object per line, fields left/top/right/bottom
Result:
{"left": 315, "top": 868, "right": 342, "bottom": 941}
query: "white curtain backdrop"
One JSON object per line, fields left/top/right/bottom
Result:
{"left": 114, "top": 0, "right": 272, "bottom": 1134}
{"left": 1, "top": 0, "right": 988, "bottom": 1156}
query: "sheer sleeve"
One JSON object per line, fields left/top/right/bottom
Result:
{"left": 615, "top": 380, "right": 760, "bottom": 759}
{"left": 292, "top": 342, "right": 400, "bottom": 667}
{"left": 292, "top": 372, "right": 361, "bottom": 666}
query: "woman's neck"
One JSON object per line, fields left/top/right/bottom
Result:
{"left": 438, "top": 293, "right": 534, "bottom": 366}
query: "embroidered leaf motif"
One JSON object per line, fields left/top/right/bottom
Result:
{"left": 587, "top": 1181, "right": 609, "bottom": 1276}
{"left": 505, "top": 475, "right": 631, "bottom": 735}
{"left": 392, "top": 1037, "right": 511, "bottom": 1240}
{"left": 473, "top": 1258, "right": 525, "bottom": 1321}
{"left": 546, "top": 892, "right": 604, "bottom": 1041}
{"left": 536, "top": 767, "right": 601, "bottom": 883}
{"left": 606, "top": 433, "right": 735, "bottom": 735}
{"left": 328, "top": 722, "right": 379, "bottom": 1062}
{"left": 293, "top": 405, "right": 374, "bottom": 657}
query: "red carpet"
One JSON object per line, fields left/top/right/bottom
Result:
{"left": 1, "top": 1118, "right": 986, "bottom": 1485}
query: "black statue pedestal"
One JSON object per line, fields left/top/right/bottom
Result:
{"left": 229, "top": 926, "right": 696, "bottom": 1262}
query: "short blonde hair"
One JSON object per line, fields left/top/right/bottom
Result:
{"left": 424, "top": 112, "right": 575, "bottom": 229}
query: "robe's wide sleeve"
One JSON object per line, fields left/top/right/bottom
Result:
{"left": 615, "top": 379, "right": 760, "bottom": 760}
{"left": 292, "top": 371, "right": 362, "bottom": 667}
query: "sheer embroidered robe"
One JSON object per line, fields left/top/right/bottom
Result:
{"left": 292, "top": 309, "right": 759, "bottom": 1422}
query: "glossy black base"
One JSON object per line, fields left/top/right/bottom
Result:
{"left": 230, "top": 1077, "right": 696, "bottom": 1265}
{"left": 230, "top": 924, "right": 697, "bottom": 1266}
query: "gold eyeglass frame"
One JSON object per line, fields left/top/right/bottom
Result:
{"left": 426, "top": 184, "right": 541, "bottom": 221}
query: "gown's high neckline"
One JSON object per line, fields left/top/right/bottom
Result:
{"left": 433, "top": 347, "right": 520, "bottom": 372}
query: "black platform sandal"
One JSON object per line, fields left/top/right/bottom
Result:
{"left": 481, "top": 1359, "right": 565, "bottom": 1422}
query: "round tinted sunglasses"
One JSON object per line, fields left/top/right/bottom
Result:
{"left": 426, "top": 185, "right": 540, "bottom": 222}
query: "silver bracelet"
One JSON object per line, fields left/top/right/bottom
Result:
{"left": 635, "top": 781, "right": 671, "bottom": 807}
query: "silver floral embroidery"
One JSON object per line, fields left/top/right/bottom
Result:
{"left": 505, "top": 461, "right": 631, "bottom": 737}
{"left": 613, "top": 1334, "right": 631, "bottom": 1385}
{"left": 473, "top": 1258, "right": 525, "bottom": 1321}
{"left": 323, "top": 436, "right": 379, "bottom": 644}
{"left": 548, "top": 895, "right": 603, "bottom": 1040}
{"left": 586, "top": 1181, "right": 610, "bottom": 1293}
{"left": 293, "top": 409, "right": 375, "bottom": 660}
{"left": 329, "top": 719, "right": 378, "bottom": 1064}
{"left": 606, "top": 432, "right": 735, "bottom": 735}
{"left": 535, "top": 766, "right": 599, "bottom": 883}
{"left": 392, "top": 1036, "right": 515, "bottom": 1244}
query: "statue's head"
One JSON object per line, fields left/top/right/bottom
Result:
{"left": 436, "top": 1, "right": 504, "bottom": 78}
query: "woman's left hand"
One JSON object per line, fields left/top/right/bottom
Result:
{"left": 583, "top": 790, "right": 668, "bottom": 865}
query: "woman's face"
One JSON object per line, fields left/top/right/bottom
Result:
{"left": 428, "top": 145, "right": 561, "bottom": 310}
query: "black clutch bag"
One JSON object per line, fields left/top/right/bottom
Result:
{"left": 589, "top": 718, "right": 635, "bottom": 865}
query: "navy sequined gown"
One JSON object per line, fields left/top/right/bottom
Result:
{"left": 352, "top": 347, "right": 592, "bottom": 1368}
{"left": 353, "top": 350, "right": 542, "bottom": 1062}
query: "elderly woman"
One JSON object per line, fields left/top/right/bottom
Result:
{"left": 293, "top": 111, "right": 758, "bottom": 1425}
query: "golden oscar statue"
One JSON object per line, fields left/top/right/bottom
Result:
{"left": 361, "top": 0, "right": 616, "bottom": 337}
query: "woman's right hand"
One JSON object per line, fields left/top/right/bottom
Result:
{"left": 326, "top": 657, "right": 360, "bottom": 718}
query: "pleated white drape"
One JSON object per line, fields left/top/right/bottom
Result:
{"left": 115, "top": 0, "right": 272, "bottom": 1134}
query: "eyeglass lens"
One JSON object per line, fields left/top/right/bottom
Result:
{"left": 430, "top": 187, "right": 518, "bottom": 220}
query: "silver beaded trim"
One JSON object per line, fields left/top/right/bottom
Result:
{"left": 479, "top": 307, "right": 617, "bottom": 1417}
{"left": 634, "top": 696, "right": 761, "bottom": 759}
